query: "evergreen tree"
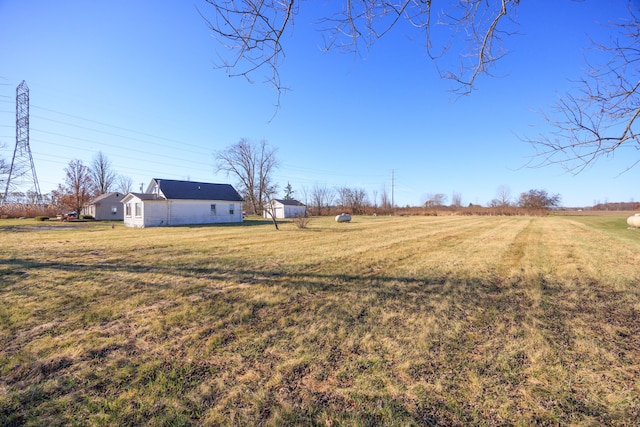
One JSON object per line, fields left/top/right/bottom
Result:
{"left": 283, "top": 182, "right": 294, "bottom": 200}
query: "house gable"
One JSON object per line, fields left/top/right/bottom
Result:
{"left": 82, "top": 192, "right": 127, "bottom": 220}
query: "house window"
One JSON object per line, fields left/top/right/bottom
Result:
{"left": 135, "top": 203, "right": 142, "bottom": 217}
{"left": 229, "top": 204, "right": 234, "bottom": 215}
{"left": 125, "top": 203, "right": 131, "bottom": 217}
{"left": 210, "top": 204, "right": 216, "bottom": 215}
{"left": 111, "top": 206, "right": 118, "bottom": 215}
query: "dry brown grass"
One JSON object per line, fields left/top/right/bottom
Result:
{"left": 1, "top": 215, "right": 639, "bottom": 425}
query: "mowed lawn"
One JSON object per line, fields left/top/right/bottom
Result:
{"left": 1, "top": 215, "right": 639, "bottom": 426}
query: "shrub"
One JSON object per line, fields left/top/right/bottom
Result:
{"left": 0, "top": 204, "right": 57, "bottom": 219}
{"left": 35, "top": 216, "right": 49, "bottom": 221}
{"left": 80, "top": 215, "right": 94, "bottom": 220}
{"left": 292, "top": 214, "right": 311, "bottom": 229}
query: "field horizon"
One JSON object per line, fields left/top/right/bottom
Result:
{"left": 1, "top": 214, "right": 639, "bottom": 425}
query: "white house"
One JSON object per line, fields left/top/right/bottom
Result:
{"left": 121, "top": 178, "right": 244, "bottom": 228}
{"left": 82, "top": 192, "right": 125, "bottom": 220}
{"left": 263, "top": 199, "right": 307, "bottom": 219}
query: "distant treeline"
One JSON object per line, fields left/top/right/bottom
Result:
{"left": 591, "top": 202, "right": 639, "bottom": 211}
{"left": 307, "top": 205, "right": 555, "bottom": 217}
{"left": 2, "top": 202, "right": 636, "bottom": 220}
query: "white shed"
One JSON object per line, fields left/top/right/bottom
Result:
{"left": 121, "top": 178, "right": 244, "bottom": 228}
{"left": 263, "top": 199, "right": 307, "bottom": 219}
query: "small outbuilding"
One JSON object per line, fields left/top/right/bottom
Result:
{"left": 82, "top": 192, "right": 125, "bottom": 220}
{"left": 263, "top": 199, "right": 307, "bottom": 219}
{"left": 121, "top": 178, "right": 244, "bottom": 228}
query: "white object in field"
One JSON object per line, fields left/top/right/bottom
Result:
{"left": 627, "top": 213, "right": 640, "bottom": 228}
{"left": 335, "top": 213, "right": 351, "bottom": 223}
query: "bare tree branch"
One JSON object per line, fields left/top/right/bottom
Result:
{"left": 198, "top": 0, "right": 296, "bottom": 111}
{"left": 528, "top": 4, "right": 640, "bottom": 173}
{"left": 200, "top": 0, "right": 520, "bottom": 96}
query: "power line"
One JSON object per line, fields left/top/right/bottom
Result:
{"left": 29, "top": 129, "right": 211, "bottom": 168}
{"left": 30, "top": 104, "right": 210, "bottom": 153}
{"left": 31, "top": 150, "right": 212, "bottom": 182}
{"left": 30, "top": 113, "right": 211, "bottom": 157}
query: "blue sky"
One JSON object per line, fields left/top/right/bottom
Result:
{"left": 0, "top": 0, "right": 636, "bottom": 207}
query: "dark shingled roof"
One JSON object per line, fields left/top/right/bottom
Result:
{"left": 90, "top": 192, "right": 124, "bottom": 203}
{"left": 153, "top": 179, "right": 243, "bottom": 202}
{"left": 125, "top": 193, "right": 159, "bottom": 201}
{"left": 274, "top": 199, "right": 305, "bottom": 206}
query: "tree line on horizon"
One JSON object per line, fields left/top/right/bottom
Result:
{"left": 0, "top": 142, "right": 632, "bottom": 220}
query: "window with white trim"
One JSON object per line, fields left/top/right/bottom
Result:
{"left": 134, "top": 203, "right": 142, "bottom": 217}
{"left": 210, "top": 204, "right": 216, "bottom": 215}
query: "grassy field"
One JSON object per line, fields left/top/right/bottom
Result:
{"left": 1, "top": 214, "right": 639, "bottom": 426}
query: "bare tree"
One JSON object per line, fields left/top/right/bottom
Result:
{"left": 115, "top": 175, "right": 134, "bottom": 194}
{"left": 299, "top": 185, "right": 309, "bottom": 207}
{"left": 489, "top": 184, "right": 512, "bottom": 207}
{"left": 0, "top": 141, "right": 10, "bottom": 202}
{"left": 200, "top": 0, "right": 520, "bottom": 95}
{"left": 380, "top": 185, "right": 391, "bottom": 213}
{"left": 90, "top": 151, "right": 117, "bottom": 195}
{"left": 215, "top": 138, "right": 279, "bottom": 215}
{"left": 51, "top": 159, "right": 93, "bottom": 215}
{"left": 518, "top": 189, "right": 561, "bottom": 210}
{"left": 424, "top": 193, "right": 447, "bottom": 208}
{"left": 336, "top": 186, "right": 368, "bottom": 214}
{"left": 451, "top": 192, "right": 462, "bottom": 208}
{"left": 529, "top": 5, "right": 640, "bottom": 173}
{"left": 0, "top": 157, "right": 7, "bottom": 176}
{"left": 0, "top": 150, "right": 8, "bottom": 200}
{"left": 336, "top": 186, "right": 350, "bottom": 211}
{"left": 349, "top": 188, "right": 369, "bottom": 214}
{"left": 310, "top": 183, "right": 334, "bottom": 216}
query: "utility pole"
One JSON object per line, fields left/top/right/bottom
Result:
{"left": 391, "top": 169, "right": 395, "bottom": 208}
{"left": 2, "top": 81, "right": 42, "bottom": 204}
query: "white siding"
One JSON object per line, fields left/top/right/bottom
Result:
{"left": 264, "top": 201, "right": 306, "bottom": 219}
{"left": 284, "top": 205, "right": 306, "bottom": 218}
{"left": 123, "top": 199, "right": 146, "bottom": 228}
{"left": 168, "top": 200, "right": 241, "bottom": 225}
{"left": 123, "top": 197, "right": 242, "bottom": 228}
{"left": 264, "top": 201, "right": 284, "bottom": 219}
{"left": 142, "top": 201, "right": 169, "bottom": 227}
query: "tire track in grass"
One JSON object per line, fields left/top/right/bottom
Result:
{"left": 494, "top": 217, "right": 536, "bottom": 280}
{"left": 387, "top": 216, "right": 531, "bottom": 282}
{"left": 292, "top": 216, "right": 518, "bottom": 282}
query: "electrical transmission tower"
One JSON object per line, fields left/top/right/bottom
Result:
{"left": 2, "top": 80, "right": 42, "bottom": 204}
